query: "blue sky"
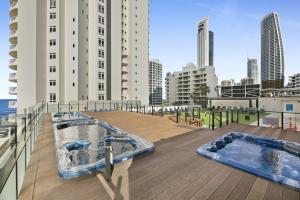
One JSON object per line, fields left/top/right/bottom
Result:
{"left": 1, "top": 0, "right": 300, "bottom": 99}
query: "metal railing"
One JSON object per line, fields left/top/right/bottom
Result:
{"left": 0, "top": 103, "right": 45, "bottom": 200}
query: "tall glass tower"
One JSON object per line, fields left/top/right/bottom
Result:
{"left": 261, "top": 12, "right": 284, "bottom": 89}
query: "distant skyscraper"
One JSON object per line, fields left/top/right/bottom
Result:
{"left": 247, "top": 58, "right": 258, "bottom": 84}
{"left": 261, "top": 12, "right": 285, "bottom": 89}
{"left": 149, "top": 60, "right": 162, "bottom": 105}
{"left": 197, "top": 17, "right": 214, "bottom": 67}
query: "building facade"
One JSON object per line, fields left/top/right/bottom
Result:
{"left": 197, "top": 17, "right": 213, "bottom": 67}
{"left": 261, "top": 12, "right": 285, "bottom": 90}
{"left": 8, "top": 0, "right": 149, "bottom": 112}
{"left": 247, "top": 58, "right": 258, "bottom": 84}
{"left": 221, "top": 84, "right": 260, "bottom": 98}
{"left": 221, "top": 79, "right": 236, "bottom": 87}
{"left": 286, "top": 73, "right": 300, "bottom": 95}
{"left": 165, "top": 63, "right": 218, "bottom": 105}
{"left": 149, "top": 59, "right": 162, "bottom": 105}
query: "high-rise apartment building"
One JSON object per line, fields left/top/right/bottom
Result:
{"left": 149, "top": 59, "right": 162, "bottom": 105}
{"left": 8, "top": 0, "right": 149, "bottom": 112}
{"left": 247, "top": 58, "right": 258, "bottom": 84}
{"left": 165, "top": 63, "right": 218, "bottom": 105}
{"left": 261, "top": 12, "right": 284, "bottom": 89}
{"left": 197, "top": 17, "right": 214, "bottom": 67}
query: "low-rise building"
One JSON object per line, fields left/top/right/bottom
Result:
{"left": 165, "top": 63, "right": 218, "bottom": 105}
{"left": 286, "top": 73, "right": 300, "bottom": 95}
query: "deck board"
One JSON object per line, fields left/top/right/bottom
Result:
{"left": 18, "top": 112, "right": 300, "bottom": 200}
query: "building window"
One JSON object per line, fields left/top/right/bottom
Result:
{"left": 49, "top": 39, "right": 56, "bottom": 46}
{"left": 49, "top": 93, "right": 56, "bottom": 103}
{"left": 50, "top": 53, "right": 56, "bottom": 59}
{"left": 98, "top": 50, "right": 104, "bottom": 58}
{"left": 98, "top": 94, "right": 104, "bottom": 100}
{"left": 49, "top": 80, "right": 56, "bottom": 86}
{"left": 49, "top": 66, "right": 56, "bottom": 72}
{"left": 72, "top": 83, "right": 75, "bottom": 87}
{"left": 98, "top": 27, "right": 104, "bottom": 35}
{"left": 50, "top": 12, "right": 56, "bottom": 19}
{"left": 98, "top": 72, "right": 104, "bottom": 80}
{"left": 98, "top": 38, "right": 104, "bottom": 47}
{"left": 98, "top": 60, "right": 104, "bottom": 69}
{"left": 98, "top": 5, "right": 104, "bottom": 13}
{"left": 98, "top": 16, "right": 104, "bottom": 24}
{"left": 49, "top": 26, "right": 56, "bottom": 32}
{"left": 98, "top": 83, "right": 104, "bottom": 91}
{"left": 50, "top": 0, "right": 56, "bottom": 9}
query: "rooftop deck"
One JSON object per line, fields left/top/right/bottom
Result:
{"left": 19, "top": 112, "right": 300, "bottom": 200}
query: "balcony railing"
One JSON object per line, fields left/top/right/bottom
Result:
{"left": 9, "top": 87, "right": 17, "bottom": 95}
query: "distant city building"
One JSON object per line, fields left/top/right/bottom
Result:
{"left": 165, "top": 72, "right": 178, "bottom": 105}
{"left": 286, "top": 73, "right": 300, "bottom": 95}
{"left": 197, "top": 17, "right": 214, "bottom": 67}
{"left": 247, "top": 58, "right": 259, "bottom": 84}
{"left": 149, "top": 60, "right": 162, "bottom": 105}
{"left": 241, "top": 77, "right": 254, "bottom": 86}
{"left": 221, "top": 84, "right": 260, "bottom": 98}
{"left": 165, "top": 63, "right": 218, "bottom": 105}
{"left": 8, "top": 0, "right": 149, "bottom": 112}
{"left": 221, "top": 79, "right": 236, "bottom": 87}
{"left": 261, "top": 12, "right": 285, "bottom": 90}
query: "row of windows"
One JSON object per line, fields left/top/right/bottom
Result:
{"left": 50, "top": 0, "right": 56, "bottom": 9}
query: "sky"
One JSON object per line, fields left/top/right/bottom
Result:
{"left": 0, "top": 0, "right": 300, "bottom": 99}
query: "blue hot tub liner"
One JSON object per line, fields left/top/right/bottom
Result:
{"left": 197, "top": 132, "right": 300, "bottom": 189}
{"left": 52, "top": 112, "right": 92, "bottom": 123}
{"left": 53, "top": 119, "right": 154, "bottom": 179}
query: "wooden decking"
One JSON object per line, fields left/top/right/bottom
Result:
{"left": 19, "top": 112, "right": 300, "bottom": 200}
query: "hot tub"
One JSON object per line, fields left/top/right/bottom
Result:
{"left": 197, "top": 132, "right": 300, "bottom": 189}
{"left": 52, "top": 112, "right": 91, "bottom": 123}
{"left": 53, "top": 119, "right": 154, "bottom": 179}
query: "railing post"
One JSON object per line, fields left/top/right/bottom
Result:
{"left": 144, "top": 105, "right": 146, "bottom": 114}
{"left": 237, "top": 110, "right": 239, "bottom": 124}
{"left": 231, "top": 110, "right": 234, "bottom": 123}
{"left": 185, "top": 107, "right": 187, "bottom": 122}
{"left": 69, "top": 102, "right": 71, "bottom": 112}
{"left": 192, "top": 107, "right": 195, "bottom": 120}
{"left": 78, "top": 101, "right": 79, "bottom": 112}
{"left": 281, "top": 112, "right": 284, "bottom": 130}
{"left": 257, "top": 111, "right": 260, "bottom": 127}
{"left": 137, "top": 105, "right": 139, "bottom": 113}
{"left": 58, "top": 102, "right": 60, "bottom": 112}
{"left": 226, "top": 110, "right": 229, "bottom": 125}
{"left": 131, "top": 103, "right": 133, "bottom": 112}
{"left": 87, "top": 101, "right": 89, "bottom": 111}
{"left": 110, "top": 100, "right": 112, "bottom": 109}
{"left": 212, "top": 112, "right": 215, "bottom": 130}
{"left": 219, "top": 112, "right": 222, "bottom": 128}
{"left": 47, "top": 102, "right": 48, "bottom": 113}
{"left": 198, "top": 107, "right": 200, "bottom": 119}
{"left": 152, "top": 106, "right": 154, "bottom": 115}
{"left": 161, "top": 106, "right": 163, "bottom": 117}
{"left": 176, "top": 108, "right": 179, "bottom": 123}
{"left": 95, "top": 102, "right": 97, "bottom": 111}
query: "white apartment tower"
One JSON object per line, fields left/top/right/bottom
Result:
{"left": 197, "top": 17, "right": 214, "bottom": 67}
{"left": 149, "top": 59, "right": 162, "bottom": 105}
{"left": 165, "top": 63, "right": 218, "bottom": 105}
{"left": 8, "top": 0, "right": 149, "bottom": 112}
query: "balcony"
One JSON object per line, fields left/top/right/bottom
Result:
{"left": 122, "top": 82, "right": 128, "bottom": 89}
{"left": 9, "top": 86, "right": 17, "bottom": 95}
{"left": 122, "top": 66, "right": 128, "bottom": 73}
{"left": 9, "top": 30, "right": 17, "bottom": 44}
{"left": 9, "top": 44, "right": 17, "bottom": 58}
{"left": 122, "top": 74, "right": 128, "bottom": 81}
{"left": 122, "top": 58, "right": 128, "bottom": 66}
{"left": 8, "top": 100, "right": 17, "bottom": 109}
{"left": 8, "top": 72, "right": 17, "bottom": 82}
{"left": 9, "top": 2, "right": 18, "bottom": 17}
{"left": 9, "top": 58, "right": 17, "bottom": 70}
{"left": 9, "top": 16, "right": 17, "bottom": 30}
